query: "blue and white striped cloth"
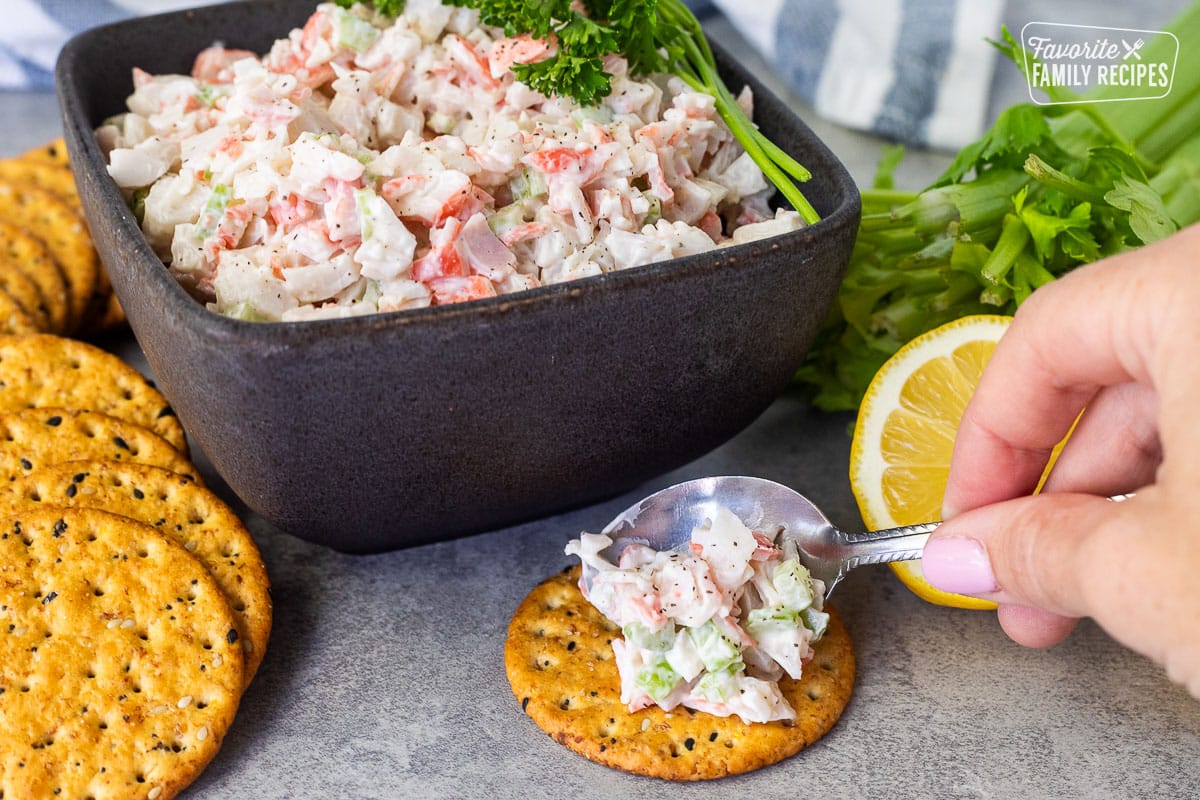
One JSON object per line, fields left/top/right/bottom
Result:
{"left": 0, "top": 0, "right": 205, "bottom": 90}
{"left": 0, "top": 0, "right": 1187, "bottom": 149}
{"left": 695, "top": 0, "right": 1004, "bottom": 149}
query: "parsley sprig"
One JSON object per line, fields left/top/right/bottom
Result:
{"left": 343, "top": 0, "right": 820, "bottom": 224}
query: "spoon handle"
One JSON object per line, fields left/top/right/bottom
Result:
{"left": 837, "top": 493, "right": 1134, "bottom": 572}
{"left": 840, "top": 522, "right": 939, "bottom": 570}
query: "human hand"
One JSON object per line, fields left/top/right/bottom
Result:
{"left": 919, "top": 223, "right": 1200, "bottom": 698}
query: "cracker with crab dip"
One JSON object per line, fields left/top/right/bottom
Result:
{"left": 506, "top": 507, "right": 854, "bottom": 779}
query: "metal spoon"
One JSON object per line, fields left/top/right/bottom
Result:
{"left": 584, "top": 475, "right": 936, "bottom": 600}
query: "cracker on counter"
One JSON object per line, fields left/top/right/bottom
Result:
{"left": 505, "top": 566, "right": 855, "bottom": 781}
{"left": 0, "top": 507, "right": 244, "bottom": 800}
{"left": 0, "top": 147, "right": 118, "bottom": 336}
{"left": 0, "top": 220, "right": 70, "bottom": 334}
{"left": 0, "top": 158, "right": 81, "bottom": 207}
{"left": 0, "top": 334, "right": 188, "bottom": 454}
{"left": 0, "top": 408, "right": 198, "bottom": 483}
{"left": 19, "top": 137, "right": 70, "bottom": 168}
{"left": 2, "top": 461, "right": 271, "bottom": 684}
{"left": 0, "top": 257, "right": 53, "bottom": 331}
{"left": 0, "top": 288, "right": 38, "bottom": 335}
{"left": 0, "top": 181, "right": 98, "bottom": 330}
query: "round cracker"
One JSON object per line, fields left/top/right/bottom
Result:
{"left": 20, "top": 137, "right": 70, "bottom": 168}
{"left": 0, "top": 220, "right": 70, "bottom": 333}
{"left": 0, "top": 180, "right": 98, "bottom": 330}
{"left": 2, "top": 461, "right": 270, "bottom": 684}
{"left": 0, "top": 507, "right": 245, "bottom": 800}
{"left": 0, "top": 289, "right": 38, "bottom": 334}
{"left": 0, "top": 408, "right": 198, "bottom": 483}
{"left": 505, "top": 566, "right": 855, "bottom": 780}
{"left": 0, "top": 334, "right": 188, "bottom": 454}
{"left": 0, "top": 257, "right": 52, "bottom": 330}
{"left": 0, "top": 158, "right": 81, "bottom": 207}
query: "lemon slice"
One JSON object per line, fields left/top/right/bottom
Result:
{"left": 849, "top": 315, "right": 1013, "bottom": 609}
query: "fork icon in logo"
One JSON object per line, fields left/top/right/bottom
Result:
{"left": 1122, "top": 38, "right": 1146, "bottom": 60}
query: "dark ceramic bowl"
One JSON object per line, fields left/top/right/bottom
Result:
{"left": 56, "top": 0, "right": 860, "bottom": 553}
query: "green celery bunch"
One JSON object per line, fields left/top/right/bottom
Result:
{"left": 796, "top": 4, "right": 1200, "bottom": 411}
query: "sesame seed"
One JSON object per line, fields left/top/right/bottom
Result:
{"left": 197, "top": 726, "right": 209, "bottom": 741}
{"left": 149, "top": 787, "right": 162, "bottom": 799}
{"left": 177, "top": 696, "right": 193, "bottom": 709}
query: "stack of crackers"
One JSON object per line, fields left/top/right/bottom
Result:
{"left": 0, "top": 138, "right": 125, "bottom": 338}
{"left": 0, "top": 334, "right": 270, "bottom": 799}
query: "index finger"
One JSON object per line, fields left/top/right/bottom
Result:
{"left": 941, "top": 227, "right": 1194, "bottom": 517}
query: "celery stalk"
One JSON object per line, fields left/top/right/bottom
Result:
{"left": 794, "top": 2, "right": 1200, "bottom": 412}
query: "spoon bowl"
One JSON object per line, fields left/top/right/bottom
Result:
{"left": 587, "top": 476, "right": 936, "bottom": 599}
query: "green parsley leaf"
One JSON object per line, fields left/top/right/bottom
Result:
{"left": 1105, "top": 176, "right": 1179, "bottom": 245}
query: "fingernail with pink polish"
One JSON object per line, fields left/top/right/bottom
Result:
{"left": 922, "top": 537, "right": 999, "bottom": 595}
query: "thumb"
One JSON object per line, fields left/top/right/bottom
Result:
{"left": 921, "top": 493, "right": 1129, "bottom": 618}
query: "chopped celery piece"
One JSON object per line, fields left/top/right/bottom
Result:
{"left": 622, "top": 621, "right": 675, "bottom": 653}
{"left": 195, "top": 183, "right": 232, "bottom": 240}
{"left": 427, "top": 113, "right": 457, "bottom": 135}
{"left": 488, "top": 202, "right": 527, "bottom": 238}
{"left": 642, "top": 191, "right": 662, "bottom": 225}
{"left": 801, "top": 607, "right": 830, "bottom": 638}
{"left": 129, "top": 187, "right": 149, "bottom": 225}
{"left": 332, "top": 6, "right": 380, "bottom": 52}
{"left": 689, "top": 620, "right": 739, "bottom": 672}
{"left": 228, "top": 302, "right": 271, "bottom": 322}
{"left": 634, "top": 657, "right": 680, "bottom": 702}
{"left": 773, "top": 560, "right": 815, "bottom": 612}
{"left": 571, "top": 105, "right": 613, "bottom": 129}
{"left": 509, "top": 167, "right": 547, "bottom": 202}
{"left": 355, "top": 188, "right": 378, "bottom": 239}
{"left": 195, "top": 84, "right": 219, "bottom": 107}
{"left": 360, "top": 280, "right": 382, "bottom": 308}
{"left": 693, "top": 664, "right": 741, "bottom": 703}
{"left": 746, "top": 606, "right": 800, "bottom": 632}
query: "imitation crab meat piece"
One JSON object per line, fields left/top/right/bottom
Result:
{"left": 487, "top": 35, "right": 551, "bottom": 79}
{"left": 458, "top": 213, "right": 516, "bottom": 281}
{"left": 192, "top": 46, "right": 258, "bottom": 83}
